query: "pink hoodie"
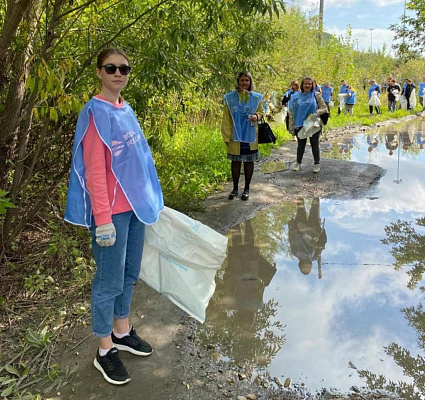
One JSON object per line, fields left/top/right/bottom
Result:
{"left": 82, "top": 95, "right": 132, "bottom": 226}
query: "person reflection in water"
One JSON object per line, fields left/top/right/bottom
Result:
{"left": 200, "top": 219, "right": 283, "bottom": 369}
{"left": 288, "top": 198, "right": 327, "bottom": 277}
{"left": 385, "top": 132, "right": 399, "bottom": 156}
{"left": 367, "top": 134, "right": 379, "bottom": 153}
{"left": 224, "top": 219, "right": 277, "bottom": 329}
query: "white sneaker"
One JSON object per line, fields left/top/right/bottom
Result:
{"left": 313, "top": 164, "right": 320, "bottom": 173}
{"left": 292, "top": 162, "right": 301, "bottom": 171}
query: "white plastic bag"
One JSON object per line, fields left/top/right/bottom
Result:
{"left": 338, "top": 93, "right": 346, "bottom": 110}
{"left": 400, "top": 96, "right": 408, "bottom": 110}
{"left": 140, "top": 207, "right": 228, "bottom": 323}
{"left": 368, "top": 91, "right": 381, "bottom": 106}
{"left": 273, "top": 108, "right": 287, "bottom": 125}
{"left": 329, "top": 101, "right": 334, "bottom": 107}
{"left": 409, "top": 88, "right": 417, "bottom": 109}
{"left": 297, "top": 114, "right": 321, "bottom": 140}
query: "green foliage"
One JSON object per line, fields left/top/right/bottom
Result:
{"left": 390, "top": 0, "right": 425, "bottom": 57}
{"left": 24, "top": 270, "right": 55, "bottom": 295}
{"left": 0, "top": 190, "right": 16, "bottom": 215}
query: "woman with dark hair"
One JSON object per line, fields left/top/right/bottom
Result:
{"left": 221, "top": 72, "right": 264, "bottom": 201}
{"left": 289, "top": 76, "right": 327, "bottom": 173}
{"left": 65, "top": 48, "right": 164, "bottom": 385}
{"left": 281, "top": 80, "right": 300, "bottom": 131}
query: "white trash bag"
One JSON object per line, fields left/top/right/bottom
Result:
{"left": 400, "top": 96, "right": 408, "bottom": 110}
{"left": 368, "top": 91, "right": 381, "bottom": 107}
{"left": 393, "top": 89, "right": 400, "bottom": 102}
{"left": 273, "top": 107, "right": 287, "bottom": 125}
{"left": 297, "top": 114, "right": 322, "bottom": 140}
{"left": 140, "top": 206, "right": 228, "bottom": 323}
{"left": 328, "top": 101, "right": 334, "bottom": 107}
{"left": 338, "top": 93, "right": 346, "bottom": 111}
{"left": 409, "top": 88, "right": 417, "bottom": 109}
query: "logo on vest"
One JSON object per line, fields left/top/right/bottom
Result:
{"left": 123, "top": 130, "right": 141, "bottom": 147}
{"left": 112, "top": 141, "right": 125, "bottom": 157}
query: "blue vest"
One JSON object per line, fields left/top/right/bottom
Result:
{"left": 339, "top": 84, "right": 348, "bottom": 94}
{"left": 321, "top": 86, "right": 333, "bottom": 102}
{"left": 291, "top": 91, "right": 317, "bottom": 128}
{"left": 345, "top": 90, "right": 356, "bottom": 105}
{"left": 368, "top": 84, "right": 380, "bottom": 98}
{"left": 65, "top": 97, "right": 164, "bottom": 227}
{"left": 419, "top": 82, "right": 425, "bottom": 97}
{"left": 224, "top": 90, "right": 263, "bottom": 143}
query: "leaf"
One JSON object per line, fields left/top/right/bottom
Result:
{"left": 5, "top": 365, "right": 19, "bottom": 377}
{"left": 1, "top": 385, "right": 14, "bottom": 397}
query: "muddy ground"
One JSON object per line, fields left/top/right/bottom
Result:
{"left": 53, "top": 115, "right": 421, "bottom": 400}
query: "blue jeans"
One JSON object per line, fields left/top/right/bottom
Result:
{"left": 90, "top": 211, "right": 145, "bottom": 337}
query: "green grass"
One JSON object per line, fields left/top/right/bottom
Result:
{"left": 326, "top": 94, "right": 421, "bottom": 129}
{"left": 153, "top": 97, "right": 419, "bottom": 212}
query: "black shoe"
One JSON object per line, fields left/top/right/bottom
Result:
{"left": 241, "top": 191, "right": 249, "bottom": 201}
{"left": 93, "top": 347, "right": 131, "bottom": 385}
{"left": 228, "top": 190, "right": 238, "bottom": 200}
{"left": 112, "top": 326, "right": 153, "bottom": 356}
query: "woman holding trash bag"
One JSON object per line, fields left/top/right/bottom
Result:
{"left": 289, "top": 76, "right": 327, "bottom": 173}
{"left": 221, "top": 72, "right": 264, "bottom": 201}
{"left": 368, "top": 79, "right": 381, "bottom": 115}
{"left": 65, "top": 48, "right": 164, "bottom": 385}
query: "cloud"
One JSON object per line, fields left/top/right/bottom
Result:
{"left": 356, "top": 13, "right": 369, "bottom": 20}
{"left": 288, "top": 0, "right": 361, "bottom": 10}
{"left": 374, "top": 0, "right": 404, "bottom": 6}
{"left": 325, "top": 25, "right": 396, "bottom": 53}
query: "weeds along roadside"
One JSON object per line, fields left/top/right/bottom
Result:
{"left": 0, "top": 106, "right": 415, "bottom": 398}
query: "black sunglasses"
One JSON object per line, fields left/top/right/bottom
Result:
{"left": 100, "top": 64, "right": 131, "bottom": 75}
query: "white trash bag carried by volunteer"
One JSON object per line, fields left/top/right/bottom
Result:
{"left": 409, "top": 88, "right": 417, "bottom": 110}
{"left": 338, "top": 93, "right": 346, "bottom": 111}
{"left": 297, "top": 113, "right": 322, "bottom": 140}
{"left": 273, "top": 107, "right": 287, "bottom": 125}
{"left": 140, "top": 206, "right": 228, "bottom": 323}
{"left": 400, "top": 96, "right": 408, "bottom": 110}
{"left": 368, "top": 91, "right": 381, "bottom": 107}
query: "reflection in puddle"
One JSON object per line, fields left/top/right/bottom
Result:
{"left": 199, "top": 118, "right": 425, "bottom": 395}
{"left": 200, "top": 220, "right": 284, "bottom": 370}
{"left": 288, "top": 198, "right": 327, "bottom": 278}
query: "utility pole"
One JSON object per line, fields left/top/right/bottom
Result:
{"left": 369, "top": 28, "right": 374, "bottom": 51}
{"left": 319, "top": 0, "right": 324, "bottom": 46}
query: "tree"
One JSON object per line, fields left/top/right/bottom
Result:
{"left": 0, "top": 0, "right": 285, "bottom": 253}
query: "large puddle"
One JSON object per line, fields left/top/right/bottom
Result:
{"left": 198, "top": 118, "right": 425, "bottom": 395}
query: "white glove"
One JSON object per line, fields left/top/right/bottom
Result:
{"left": 95, "top": 222, "right": 116, "bottom": 247}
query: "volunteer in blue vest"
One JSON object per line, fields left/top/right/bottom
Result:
{"left": 344, "top": 85, "right": 356, "bottom": 116}
{"left": 289, "top": 76, "right": 327, "bottom": 173}
{"left": 418, "top": 77, "right": 425, "bottom": 111}
{"left": 368, "top": 79, "right": 381, "bottom": 114}
{"left": 221, "top": 72, "right": 264, "bottom": 201}
{"left": 320, "top": 82, "right": 333, "bottom": 114}
{"left": 65, "top": 48, "right": 164, "bottom": 385}
{"left": 282, "top": 80, "right": 300, "bottom": 131}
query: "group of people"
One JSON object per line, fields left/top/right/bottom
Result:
{"left": 221, "top": 73, "right": 328, "bottom": 203}
{"left": 63, "top": 45, "right": 425, "bottom": 386}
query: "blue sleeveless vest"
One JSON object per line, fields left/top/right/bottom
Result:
{"left": 65, "top": 97, "right": 164, "bottom": 227}
{"left": 224, "top": 90, "right": 263, "bottom": 143}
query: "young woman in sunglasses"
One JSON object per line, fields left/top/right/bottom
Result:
{"left": 65, "top": 48, "right": 164, "bottom": 385}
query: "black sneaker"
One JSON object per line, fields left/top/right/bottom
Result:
{"left": 93, "top": 347, "right": 131, "bottom": 385}
{"left": 112, "top": 326, "right": 153, "bottom": 356}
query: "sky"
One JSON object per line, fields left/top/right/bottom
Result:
{"left": 289, "top": 0, "right": 410, "bottom": 54}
